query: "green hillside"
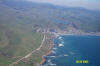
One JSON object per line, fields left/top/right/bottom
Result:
{"left": 0, "top": 0, "right": 100, "bottom": 66}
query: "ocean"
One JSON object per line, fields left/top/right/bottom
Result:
{"left": 42, "top": 35, "right": 100, "bottom": 66}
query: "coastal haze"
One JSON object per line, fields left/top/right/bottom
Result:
{"left": 26, "top": 0, "right": 100, "bottom": 10}
{"left": 0, "top": 0, "right": 100, "bottom": 66}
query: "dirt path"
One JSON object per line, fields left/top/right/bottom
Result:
{"left": 9, "top": 35, "right": 46, "bottom": 66}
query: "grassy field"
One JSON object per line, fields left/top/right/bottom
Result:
{"left": 0, "top": 24, "right": 44, "bottom": 66}
{"left": 0, "top": 0, "right": 100, "bottom": 66}
{"left": 14, "top": 35, "right": 53, "bottom": 66}
{"left": 0, "top": 2, "right": 46, "bottom": 66}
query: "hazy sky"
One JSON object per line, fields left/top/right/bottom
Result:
{"left": 26, "top": 0, "right": 100, "bottom": 10}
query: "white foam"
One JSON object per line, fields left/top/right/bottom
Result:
{"left": 48, "top": 59, "right": 51, "bottom": 63}
{"left": 50, "top": 56, "right": 56, "bottom": 58}
{"left": 52, "top": 48, "right": 57, "bottom": 50}
{"left": 47, "top": 59, "right": 56, "bottom": 66}
{"left": 49, "top": 63, "right": 56, "bottom": 66}
{"left": 58, "top": 36, "right": 62, "bottom": 40}
{"left": 64, "top": 54, "right": 69, "bottom": 56}
{"left": 46, "top": 56, "right": 56, "bottom": 58}
{"left": 58, "top": 44, "right": 64, "bottom": 47}
{"left": 51, "top": 50, "right": 56, "bottom": 54}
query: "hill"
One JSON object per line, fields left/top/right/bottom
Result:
{"left": 0, "top": 0, "right": 100, "bottom": 66}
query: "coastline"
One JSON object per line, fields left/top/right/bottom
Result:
{"left": 40, "top": 42, "right": 55, "bottom": 65}
{"left": 39, "top": 31, "right": 100, "bottom": 66}
{"left": 40, "top": 33, "right": 100, "bottom": 66}
{"left": 53, "top": 32, "right": 100, "bottom": 38}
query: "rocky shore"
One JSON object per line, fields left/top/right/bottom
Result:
{"left": 39, "top": 41, "right": 55, "bottom": 66}
{"left": 39, "top": 28, "right": 100, "bottom": 66}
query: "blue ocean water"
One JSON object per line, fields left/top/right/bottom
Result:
{"left": 42, "top": 35, "right": 100, "bottom": 66}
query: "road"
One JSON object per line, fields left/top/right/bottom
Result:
{"left": 9, "top": 35, "right": 46, "bottom": 66}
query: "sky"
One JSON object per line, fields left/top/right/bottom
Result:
{"left": 25, "top": 0, "right": 100, "bottom": 10}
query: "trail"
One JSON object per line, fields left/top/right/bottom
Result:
{"left": 9, "top": 35, "right": 46, "bottom": 66}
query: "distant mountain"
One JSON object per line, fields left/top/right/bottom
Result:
{"left": 0, "top": 0, "right": 100, "bottom": 66}
{"left": 1, "top": 0, "right": 100, "bottom": 32}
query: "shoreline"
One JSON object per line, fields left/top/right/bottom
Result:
{"left": 39, "top": 32, "right": 100, "bottom": 65}
{"left": 53, "top": 33, "right": 100, "bottom": 38}
{"left": 40, "top": 42, "right": 55, "bottom": 65}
